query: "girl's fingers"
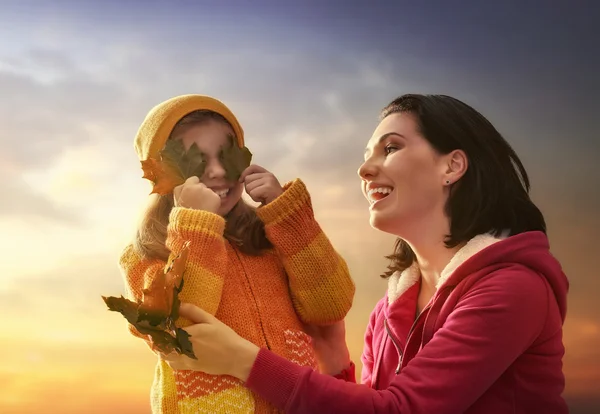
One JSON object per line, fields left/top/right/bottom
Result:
{"left": 239, "top": 164, "right": 269, "bottom": 182}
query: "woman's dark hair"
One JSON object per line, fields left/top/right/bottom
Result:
{"left": 380, "top": 94, "right": 546, "bottom": 277}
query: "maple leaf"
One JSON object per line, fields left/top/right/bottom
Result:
{"left": 141, "top": 140, "right": 207, "bottom": 195}
{"left": 102, "top": 295, "right": 140, "bottom": 325}
{"left": 102, "top": 241, "right": 196, "bottom": 358}
{"left": 165, "top": 241, "right": 189, "bottom": 329}
{"left": 176, "top": 328, "right": 197, "bottom": 359}
{"left": 220, "top": 134, "right": 253, "bottom": 181}
{"left": 168, "top": 278, "right": 184, "bottom": 330}
{"left": 169, "top": 141, "right": 207, "bottom": 179}
{"left": 141, "top": 157, "right": 185, "bottom": 196}
{"left": 137, "top": 241, "right": 190, "bottom": 327}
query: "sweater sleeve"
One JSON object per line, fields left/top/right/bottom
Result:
{"left": 333, "top": 362, "right": 357, "bottom": 383}
{"left": 256, "top": 179, "right": 355, "bottom": 325}
{"left": 245, "top": 268, "right": 552, "bottom": 413}
{"left": 119, "top": 207, "right": 228, "bottom": 340}
{"left": 118, "top": 244, "right": 169, "bottom": 343}
{"left": 165, "top": 207, "right": 228, "bottom": 324}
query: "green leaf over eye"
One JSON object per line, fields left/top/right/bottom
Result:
{"left": 220, "top": 134, "right": 253, "bottom": 181}
{"left": 161, "top": 140, "right": 207, "bottom": 180}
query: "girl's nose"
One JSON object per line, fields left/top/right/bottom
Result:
{"left": 205, "top": 158, "right": 226, "bottom": 180}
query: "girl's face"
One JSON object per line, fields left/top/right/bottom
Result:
{"left": 176, "top": 120, "right": 243, "bottom": 216}
{"left": 358, "top": 112, "right": 454, "bottom": 238}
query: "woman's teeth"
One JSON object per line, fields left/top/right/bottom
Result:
{"left": 367, "top": 187, "right": 392, "bottom": 203}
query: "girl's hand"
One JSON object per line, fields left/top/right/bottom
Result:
{"left": 303, "top": 320, "right": 351, "bottom": 376}
{"left": 173, "top": 176, "right": 221, "bottom": 213}
{"left": 161, "top": 303, "right": 260, "bottom": 381}
{"left": 240, "top": 165, "right": 283, "bottom": 205}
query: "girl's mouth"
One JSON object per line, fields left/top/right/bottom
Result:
{"left": 211, "top": 188, "right": 230, "bottom": 199}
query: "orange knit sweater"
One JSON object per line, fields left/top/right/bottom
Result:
{"left": 119, "top": 179, "right": 355, "bottom": 413}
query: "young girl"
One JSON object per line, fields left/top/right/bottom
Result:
{"left": 163, "top": 94, "right": 570, "bottom": 413}
{"left": 119, "top": 94, "right": 356, "bottom": 413}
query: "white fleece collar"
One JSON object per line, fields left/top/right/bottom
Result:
{"left": 387, "top": 233, "right": 506, "bottom": 305}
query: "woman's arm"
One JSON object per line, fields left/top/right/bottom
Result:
{"left": 303, "top": 320, "right": 354, "bottom": 379}
{"left": 166, "top": 267, "right": 552, "bottom": 413}
{"left": 245, "top": 268, "right": 551, "bottom": 413}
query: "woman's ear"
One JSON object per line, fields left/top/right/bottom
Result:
{"left": 443, "top": 149, "right": 468, "bottom": 186}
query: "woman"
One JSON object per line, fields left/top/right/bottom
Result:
{"left": 163, "top": 94, "right": 569, "bottom": 413}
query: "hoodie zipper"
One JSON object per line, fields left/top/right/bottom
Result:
{"left": 384, "top": 302, "right": 434, "bottom": 374}
{"left": 232, "top": 249, "right": 272, "bottom": 351}
{"left": 383, "top": 318, "right": 403, "bottom": 374}
{"left": 407, "top": 303, "right": 431, "bottom": 341}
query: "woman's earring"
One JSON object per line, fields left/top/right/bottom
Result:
{"left": 445, "top": 180, "right": 450, "bottom": 185}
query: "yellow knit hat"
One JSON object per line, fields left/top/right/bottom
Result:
{"left": 134, "top": 94, "right": 245, "bottom": 161}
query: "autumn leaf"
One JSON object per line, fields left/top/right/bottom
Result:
{"left": 102, "top": 295, "right": 140, "bottom": 325}
{"left": 148, "top": 330, "right": 177, "bottom": 351}
{"left": 220, "top": 134, "right": 253, "bottom": 181}
{"left": 141, "top": 158, "right": 185, "bottom": 196}
{"left": 102, "top": 242, "right": 196, "bottom": 358}
{"left": 141, "top": 140, "right": 207, "bottom": 195}
{"left": 176, "top": 328, "right": 197, "bottom": 359}
{"left": 138, "top": 241, "right": 190, "bottom": 326}
{"left": 165, "top": 241, "right": 190, "bottom": 288}
{"left": 169, "top": 278, "right": 184, "bottom": 329}
{"left": 137, "top": 268, "right": 173, "bottom": 328}
{"left": 173, "top": 141, "right": 207, "bottom": 179}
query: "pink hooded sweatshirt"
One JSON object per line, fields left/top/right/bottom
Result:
{"left": 246, "top": 231, "right": 569, "bottom": 413}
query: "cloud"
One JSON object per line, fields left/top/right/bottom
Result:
{"left": 1, "top": 252, "right": 123, "bottom": 311}
{"left": 9, "top": 8, "right": 595, "bottom": 216}
{"left": 0, "top": 177, "right": 80, "bottom": 223}
{"left": 0, "top": 21, "right": 401, "bottom": 228}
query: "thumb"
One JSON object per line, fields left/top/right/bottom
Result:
{"left": 179, "top": 303, "right": 214, "bottom": 324}
{"left": 185, "top": 176, "right": 200, "bottom": 184}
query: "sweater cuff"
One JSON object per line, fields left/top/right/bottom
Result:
{"left": 245, "top": 348, "right": 308, "bottom": 410}
{"left": 169, "top": 207, "right": 225, "bottom": 236}
{"left": 256, "top": 179, "right": 312, "bottom": 224}
{"left": 333, "top": 361, "right": 356, "bottom": 382}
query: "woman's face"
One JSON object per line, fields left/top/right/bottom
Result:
{"left": 358, "top": 112, "right": 452, "bottom": 237}
{"left": 176, "top": 120, "right": 244, "bottom": 216}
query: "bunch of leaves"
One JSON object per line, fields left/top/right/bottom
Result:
{"left": 141, "top": 140, "right": 208, "bottom": 195}
{"left": 219, "top": 134, "right": 253, "bottom": 181}
{"left": 102, "top": 241, "right": 196, "bottom": 359}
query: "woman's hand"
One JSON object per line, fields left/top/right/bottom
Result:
{"left": 162, "top": 303, "right": 260, "bottom": 381}
{"left": 240, "top": 165, "right": 284, "bottom": 205}
{"left": 303, "top": 320, "right": 352, "bottom": 376}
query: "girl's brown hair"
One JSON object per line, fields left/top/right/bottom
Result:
{"left": 132, "top": 110, "right": 272, "bottom": 261}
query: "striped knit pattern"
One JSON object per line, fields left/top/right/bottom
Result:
{"left": 257, "top": 179, "right": 356, "bottom": 324}
{"left": 119, "top": 178, "right": 355, "bottom": 413}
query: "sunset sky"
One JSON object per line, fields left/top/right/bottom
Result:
{"left": 1, "top": 1, "right": 598, "bottom": 413}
